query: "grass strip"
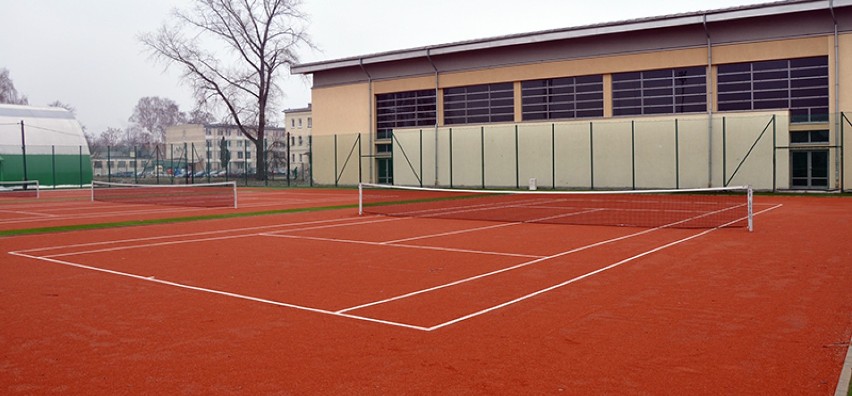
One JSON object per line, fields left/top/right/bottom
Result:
{"left": 0, "top": 204, "right": 358, "bottom": 237}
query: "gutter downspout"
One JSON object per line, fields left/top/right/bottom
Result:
{"left": 359, "top": 58, "right": 373, "bottom": 183}
{"left": 703, "top": 14, "right": 714, "bottom": 187}
{"left": 830, "top": 0, "right": 841, "bottom": 190}
{"left": 426, "top": 48, "right": 440, "bottom": 187}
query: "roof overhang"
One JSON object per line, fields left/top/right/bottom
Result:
{"left": 292, "top": 0, "right": 851, "bottom": 75}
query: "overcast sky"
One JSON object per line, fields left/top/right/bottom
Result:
{"left": 0, "top": 0, "right": 769, "bottom": 134}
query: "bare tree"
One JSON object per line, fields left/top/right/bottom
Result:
{"left": 99, "top": 127, "right": 123, "bottom": 147}
{"left": 0, "top": 68, "right": 29, "bottom": 105}
{"left": 128, "top": 96, "right": 186, "bottom": 143}
{"left": 187, "top": 107, "right": 216, "bottom": 124}
{"left": 123, "top": 125, "right": 152, "bottom": 147}
{"left": 140, "top": 0, "right": 313, "bottom": 180}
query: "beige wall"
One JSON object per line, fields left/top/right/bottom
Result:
{"left": 313, "top": 83, "right": 371, "bottom": 136}
{"left": 838, "top": 32, "right": 852, "bottom": 191}
{"left": 309, "top": 35, "right": 845, "bottom": 189}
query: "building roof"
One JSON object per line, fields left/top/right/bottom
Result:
{"left": 0, "top": 104, "right": 88, "bottom": 150}
{"left": 283, "top": 104, "right": 312, "bottom": 114}
{"left": 292, "top": 0, "right": 850, "bottom": 75}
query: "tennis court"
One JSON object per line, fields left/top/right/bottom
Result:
{"left": 2, "top": 185, "right": 851, "bottom": 394}
{"left": 0, "top": 184, "right": 355, "bottom": 232}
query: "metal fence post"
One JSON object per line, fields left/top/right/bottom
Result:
{"left": 515, "top": 125, "right": 520, "bottom": 190}
{"left": 552, "top": 123, "right": 556, "bottom": 190}
{"left": 589, "top": 122, "right": 595, "bottom": 190}
{"left": 51, "top": 145, "right": 56, "bottom": 189}
{"left": 631, "top": 120, "right": 636, "bottom": 190}
{"left": 481, "top": 126, "right": 485, "bottom": 189}
{"left": 675, "top": 119, "right": 680, "bottom": 189}
{"left": 134, "top": 146, "right": 139, "bottom": 184}
{"left": 722, "top": 117, "right": 727, "bottom": 187}
{"left": 334, "top": 134, "right": 338, "bottom": 187}
{"left": 107, "top": 145, "right": 112, "bottom": 182}
{"left": 449, "top": 128, "right": 454, "bottom": 188}
{"left": 20, "top": 121, "right": 28, "bottom": 182}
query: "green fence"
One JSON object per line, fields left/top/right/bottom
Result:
{"left": 0, "top": 144, "right": 92, "bottom": 188}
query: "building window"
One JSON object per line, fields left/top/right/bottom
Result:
{"left": 376, "top": 89, "right": 437, "bottom": 139}
{"left": 246, "top": 151, "right": 251, "bottom": 159}
{"left": 790, "top": 130, "right": 829, "bottom": 144}
{"left": 522, "top": 75, "right": 603, "bottom": 121}
{"left": 292, "top": 154, "right": 296, "bottom": 162}
{"left": 237, "top": 152, "right": 243, "bottom": 159}
{"left": 443, "top": 83, "right": 514, "bottom": 125}
{"left": 307, "top": 117, "right": 312, "bottom": 128}
{"left": 717, "top": 57, "right": 828, "bottom": 123}
{"left": 291, "top": 119, "right": 295, "bottom": 128}
{"left": 298, "top": 136, "right": 303, "bottom": 146}
{"left": 298, "top": 118, "right": 303, "bottom": 128}
{"left": 612, "top": 66, "right": 707, "bottom": 116}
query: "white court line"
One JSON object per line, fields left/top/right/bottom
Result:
{"left": 335, "top": 225, "right": 670, "bottom": 314}
{"left": 0, "top": 209, "right": 57, "bottom": 218}
{"left": 6, "top": 201, "right": 785, "bottom": 332}
{"left": 29, "top": 217, "right": 400, "bottom": 258}
{"left": 381, "top": 208, "right": 605, "bottom": 245}
{"left": 7, "top": 251, "right": 429, "bottom": 332}
{"left": 261, "top": 233, "right": 545, "bottom": 259}
{"left": 424, "top": 204, "right": 784, "bottom": 331}
{"left": 335, "top": 202, "right": 760, "bottom": 315}
{"left": 14, "top": 215, "right": 386, "bottom": 255}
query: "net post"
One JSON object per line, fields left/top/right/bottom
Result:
{"left": 358, "top": 183, "right": 363, "bottom": 215}
{"left": 90, "top": 181, "right": 95, "bottom": 202}
{"left": 232, "top": 181, "right": 238, "bottom": 209}
{"left": 747, "top": 185, "right": 753, "bottom": 232}
{"left": 34, "top": 180, "right": 40, "bottom": 199}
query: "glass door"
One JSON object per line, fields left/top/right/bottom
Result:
{"left": 790, "top": 150, "right": 828, "bottom": 189}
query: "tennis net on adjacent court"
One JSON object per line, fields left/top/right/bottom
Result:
{"left": 0, "top": 180, "right": 40, "bottom": 199}
{"left": 92, "top": 181, "right": 237, "bottom": 208}
{"left": 359, "top": 183, "right": 753, "bottom": 231}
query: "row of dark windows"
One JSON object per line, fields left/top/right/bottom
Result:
{"left": 717, "top": 57, "right": 829, "bottom": 123}
{"left": 375, "top": 57, "right": 829, "bottom": 131}
{"left": 376, "top": 89, "right": 437, "bottom": 139}
{"left": 612, "top": 66, "right": 707, "bottom": 116}
{"left": 443, "top": 82, "right": 515, "bottom": 125}
{"left": 521, "top": 75, "right": 604, "bottom": 120}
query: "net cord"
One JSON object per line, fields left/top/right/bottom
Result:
{"left": 0, "top": 180, "right": 40, "bottom": 199}
{"left": 358, "top": 182, "right": 754, "bottom": 231}
{"left": 358, "top": 182, "right": 750, "bottom": 196}
{"left": 91, "top": 180, "right": 238, "bottom": 208}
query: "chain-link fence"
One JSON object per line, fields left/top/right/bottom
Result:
{"left": 90, "top": 138, "right": 312, "bottom": 188}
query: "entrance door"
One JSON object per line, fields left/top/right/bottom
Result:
{"left": 790, "top": 150, "right": 828, "bottom": 189}
{"left": 377, "top": 158, "right": 393, "bottom": 184}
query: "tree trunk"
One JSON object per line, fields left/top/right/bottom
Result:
{"left": 255, "top": 136, "right": 266, "bottom": 181}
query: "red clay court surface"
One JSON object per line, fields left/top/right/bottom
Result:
{"left": 1, "top": 188, "right": 851, "bottom": 394}
{"left": 0, "top": 188, "right": 355, "bottom": 231}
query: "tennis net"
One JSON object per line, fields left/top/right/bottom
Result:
{"left": 92, "top": 181, "right": 237, "bottom": 208}
{"left": 0, "top": 180, "right": 40, "bottom": 199}
{"left": 359, "top": 183, "right": 753, "bottom": 231}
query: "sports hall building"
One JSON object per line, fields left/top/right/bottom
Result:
{"left": 293, "top": 0, "right": 852, "bottom": 191}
